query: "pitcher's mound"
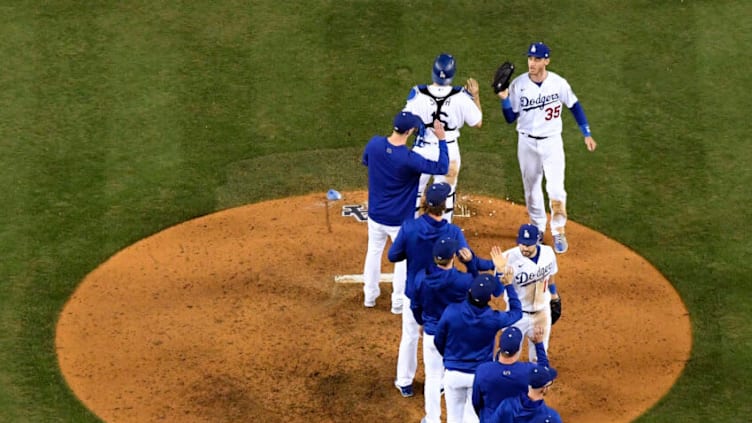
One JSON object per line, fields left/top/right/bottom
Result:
{"left": 56, "top": 191, "right": 691, "bottom": 423}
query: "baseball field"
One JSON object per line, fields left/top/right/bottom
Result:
{"left": 1, "top": 1, "right": 750, "bottom": 422}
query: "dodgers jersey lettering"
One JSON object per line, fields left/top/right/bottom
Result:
{"left": 503, "top": 245, "right": 558, "bottom": 312}
{"left": 404, "top": 85, "right": 482, "bottom": 143}
{"left": 508, "top": 71, "right": 577, "bottom": 138}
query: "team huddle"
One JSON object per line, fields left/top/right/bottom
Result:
{"left": 361, "top": 42, "right": 597, "bottom": 423}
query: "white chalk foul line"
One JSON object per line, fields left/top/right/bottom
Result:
{"left": 333, "top": 273, "right": 394, "bottom": 284}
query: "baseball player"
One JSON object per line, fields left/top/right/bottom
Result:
{"left": 411, "top": 237, "right": 494, "bottom": 423}
{"left": 404, "top": 53, "right": 483, "bottom": 222}
{"left": 501, "top": 224, "right": 560, "bottom": 363}
{"left": 362, "top": 112, "right": 449, "bottom": 313}
{"left": 497, "top": 41, "right": 598, "bottom": 253}
{"left": 387, "top": 182, "right": 469, "bottom": 398}
{"left": 488, "top": 365, "right": 562, "bottom": 423}
{"left": 471, "top": 326, "right": 550, "bottom": 423}
{"left": 434, "top": 256, "right": 522, "bottom": 423}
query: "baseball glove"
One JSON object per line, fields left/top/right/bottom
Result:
{"left": 491, "top": 61, "right": 515, "bottom": 94}
{"left": 550, "top": 297, "right": 562, "bottom": 325}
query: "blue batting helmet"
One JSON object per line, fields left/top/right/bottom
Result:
{"left": 432, "top": 53, "right": 456, "bottom": 85}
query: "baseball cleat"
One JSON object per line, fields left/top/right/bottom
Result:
{"left": 364, "top": 299, "right": 376, "bottom": 308}
{"left": 553, "top": 234, "right": 568, "bottom": 254}
{"left": 391, "top": 304, "right": 403, "bottom": 314}
{"left": 395, "top": 383, "right": 414, "bottom": 397}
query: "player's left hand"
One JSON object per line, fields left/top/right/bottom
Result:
{"left": 584, "top": 136, "right": 597, "bottom": 152}
{"left": 465, "top": 78, "right": 479, "bottom": 97}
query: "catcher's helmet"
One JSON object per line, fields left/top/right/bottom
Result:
{"left": 432, "top": 53, "right": 455, "bottom": 85}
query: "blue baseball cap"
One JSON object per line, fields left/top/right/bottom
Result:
{"left": 433, "top": 237, "right": 459, "bottom": 261}
{"left": 393, "top": 111, "right": 422, "bottom": 133}
{"left": 426, "top": 182, "right": 452, "bottom": 207}
{"left": 529, "top": 364, "right": 558, "bottom": 389}
{"left": 499, "top": 327, "right": 523, "bottom": 355}
{"left": 527, "top": 42, "right": 550, "bottom": 58}
{"left": 517, "top": 224, "right": 540, "bottom": 246}
{"left": 469, "top": 273, "right": 496, "bottom": 305}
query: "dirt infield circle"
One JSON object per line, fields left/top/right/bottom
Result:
{"left": 56, "top": 191, "right": 691, "bottom": 423}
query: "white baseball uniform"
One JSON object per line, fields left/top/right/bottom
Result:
{"left": 507, "top": 71, "right": 578, "bottom": 236}
{"left": 404, "top": 84, "right": 482, "bottom": 222}
{"left": 502, "top": 244, "right": 558, "bottom": 362}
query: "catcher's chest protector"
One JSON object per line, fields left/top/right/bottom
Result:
{"left": 418, "top": 85, "right": 463, "bottom": 131}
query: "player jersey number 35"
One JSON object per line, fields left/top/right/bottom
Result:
{"left": 509, "top": 71, "right": 577, "bottom": 137}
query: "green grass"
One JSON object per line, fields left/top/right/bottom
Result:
{"left": 1, "top": 1, "right": 751, "bottom": 421}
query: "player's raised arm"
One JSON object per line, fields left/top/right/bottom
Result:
{"left": 465, "top": 78, "right": 482, "bottom": 127}
{"left": 497, "top": 89, "right": 517, "bottom": 123}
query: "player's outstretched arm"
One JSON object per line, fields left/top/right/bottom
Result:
{"left": 497, "top": 278, "right": 522, "bottom": 325}
{"left": 531, "top": 326, "right": 550, "bottom": 367}
{"left": 497, "top": 89, "right": 517, "bottom": 123}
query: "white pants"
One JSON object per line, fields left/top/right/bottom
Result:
{"left": 443, "top": 369, "right": 479, "bottom": 423}
{"left": 511, "top": 309, "right": 552, "bottom": 362}
{"left": 517, "top": 133, "right": 567, "bottom": 235}
{"left": 423, "top": 333, "right": 444, "bottom": 423}
{"left": 395, "top": 296, "right": 421, "bottom": 387}
{"left": 413, "top": 140, "right": 461, "bottom": 222}
{"left": 363, "top": 218, "right": 406, "bottom": 308}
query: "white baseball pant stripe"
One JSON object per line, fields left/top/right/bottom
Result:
{"left": 363, "top": 218, "right": 406, "bottom": 308}
{"left": 443, "top": 369, "right": 479, "bottom": 423}
{"left": 517, "top": 133, "right": 567, "bottom": 235}
{"left": 423, "top": 333, "right": 444, "bottom": 423}
{"left": 395, "top": 295, "right": 420, "bottom": 387}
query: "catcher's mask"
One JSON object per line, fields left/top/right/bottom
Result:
{"left": 432, "top": 53, "right": 456, "bottom": 85}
